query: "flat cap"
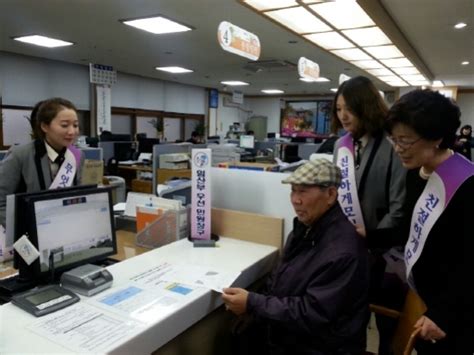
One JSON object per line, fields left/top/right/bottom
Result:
{"left": 282, "top": 158, "right": 341, "bottom": 187}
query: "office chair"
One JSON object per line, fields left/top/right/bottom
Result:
{"left": 366, "top": 289, "right": 426, "bottom": 355}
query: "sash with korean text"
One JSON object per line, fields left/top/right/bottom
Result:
{"left": 406, "top": 153, "right": 474, "bottom": 289}
{"left": 336, "top": 133, "right": 365, "bottom": 228}
{"left": 49, "top": 145, "right": 81, "bottom": 189}
{"left": 191, "top": 149, "right": 212, "bottom": 240}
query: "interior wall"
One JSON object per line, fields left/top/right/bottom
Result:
{"left": 457, "top": 92, "right": 474, "bottom": 129}
{"left": 0, "top": 51, "right": 206, "bottom": 115}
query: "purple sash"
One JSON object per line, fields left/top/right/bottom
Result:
{"left": 406, "top": 153, "right": 474, "bottom": 289}
{"left": 336, "top": 133, "right": 365, "bottom": 228}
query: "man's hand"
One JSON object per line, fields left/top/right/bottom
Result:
{"left": 222, "top": 287, "right": 249, "bottom": 316}
{"left": 414, "top": 315, "right": 446, "bottom": 343}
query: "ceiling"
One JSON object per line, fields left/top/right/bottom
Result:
{"left": 0, "top": 0, "right": 472, "bottom": 96}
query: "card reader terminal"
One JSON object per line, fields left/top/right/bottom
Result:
{"left": 12, "top": 284, "right": 79, "bottom": 317}
{"left": 60, "top": 264, "right": 113, "bottom": 297}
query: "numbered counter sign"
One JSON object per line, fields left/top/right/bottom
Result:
{"left": 217, "top": 21, "right": 261, "bottom": 61}
{"left": 298, "top": 57, "right": 320, "bottom": 82}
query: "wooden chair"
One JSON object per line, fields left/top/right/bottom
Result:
{"left": 367, "top": 289, "right": 427, "bottom": 355}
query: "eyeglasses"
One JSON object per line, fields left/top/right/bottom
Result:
{"left": 386, "top": 136, "right": 422, "bottom": 149}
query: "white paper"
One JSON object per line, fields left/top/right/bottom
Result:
{"left": 91, "top": 285, "right": 186, "bottom": 323}
{"left": 13, "top": 234, "right": 40, "bottom": 265}
{"left": 165, "top": 264, "right": 241, "bottom": 293}
{"left": 27, "top": 303, "right": 145, "bottom": 353}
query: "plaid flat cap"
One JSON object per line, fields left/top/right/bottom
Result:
{"left": 282, "top": 158, "right": 341, "bottom": 187}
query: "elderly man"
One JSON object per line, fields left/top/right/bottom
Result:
{"left": 222, "top": 159, "right": 369, "bottom": 355}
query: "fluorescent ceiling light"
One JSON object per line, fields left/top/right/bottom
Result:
{"left": 380, "top": 58, "right": 413, "bottom": 68}
{"left": 454, "top": 22, "right": 467, "bottom": 29}
{"left": 400, "top": 74, "right": 427, "bottom": 81}
{"left": 331, "top": 48, "right": 371, "bottom": 61}
{"left": 367, "top": 68, "right": 394, "bottom": 76}
{"left": 330, "top": 88, "right": 338, "bottom": 92}
{"left": 299, "top": 77, "right": 330, "bottom": 82}
{"left": 408, "top": 80, "right": 431, "bottom": 86}
{"left": 432, "top": 80, "right": 444, "bottom": 87}
{"left": 243, "top": 0, "right": 297, "bottom": 10}
{"left": 350, "top": 60, "right": 384, "bottom": 69}
{"left": 391, "top": 67, "right": 420, "bottom": 75}
{"left": 461, "top": 61, "right": 470, "bottom": 65}
{"left": 266, "top": 7, "right": 331, "bottom": 33}
{"left": 221, "top": 81, "right": 249, "bottom": 86}
{"left": 310, "top": 2, "right": 374, "bottom": 29}
{"left": 342, "top": 27, "right": 392, "bottom": 47}
{"left": 122, "top": 16, "right": 192, "bottom": 34}
{"left": 156, "top": 66, "right": 193, "bottom": 73}
{"left": 386, "top": 81, "right": 409, "bottom": 87}
{"left": 13, "top": 35, "right": 73, "bottom": 48}
{"left": 262, "top": 89, "right": 284, "bottom": 94}
{"left": 377, "top": 75, "right": 402, "bottom": 83}
{"left": 305, "top": 31, "right": 354, "bottom": 50}
{"left": 364, "top": 45, "right": 403, "bottom": 59}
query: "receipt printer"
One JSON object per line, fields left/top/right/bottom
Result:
{"left": 60, "top": 264, "right": 113, "bottom": 297}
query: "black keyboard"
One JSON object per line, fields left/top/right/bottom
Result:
{"left": 0, "top": 275, "right": 37, "bottom": 300}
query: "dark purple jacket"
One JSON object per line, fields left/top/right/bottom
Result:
{"left": 247, "top": 204, "right": 369, "bottom": 354}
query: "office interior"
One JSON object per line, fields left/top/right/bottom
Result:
{"left": 0, "top": 0, "right": 473, "bottom": 354}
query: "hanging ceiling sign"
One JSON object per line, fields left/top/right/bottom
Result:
{"left": 217, "top": 21, "right": 261, "bottom": 61}
{"left": 339, "top": 73, "right": 351, "bottom": 85}
{"left": 298, "top": 57, "right": 320, "bottom": 81}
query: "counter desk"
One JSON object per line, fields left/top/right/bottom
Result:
{"left": 0, "top": 208, "right": 283, "bottom": 354}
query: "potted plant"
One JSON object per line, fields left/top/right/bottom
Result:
{"left": 148, "top": 117, "right": 164, "bottom": 139}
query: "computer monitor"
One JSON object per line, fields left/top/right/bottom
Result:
{"left": 100, "top": 133, "right": 132, "bottom": 142}
{"left": 239, "top": 135, "right": 255, "bottom": 149}
{"left": 114, "top": 142, "right": 135, "bottom": 161}
{"left": 159, "top": 180, "right": 192, "bottom": 206}
{"left": 14, "top": 186, "right": 116, "bottom": 282}
{"left": 138, "top": 138, "right": 160, "bottom": 153}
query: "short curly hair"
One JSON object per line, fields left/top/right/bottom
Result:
{"left": 386, "top": 89, "right": 461, "bottom": 149}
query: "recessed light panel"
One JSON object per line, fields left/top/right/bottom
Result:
{"left": 262, "top": 89, "right": 284, "bottom": 94}
{"left": 122, "top": 16, "right": 192, "bottom": 34}
{"left": 407, "top": 80, "right": 431, "bottom": 86}
{"left": 391, "top": 67, "right": 420, "bottom": 75}
{"left": 461, "top": 61, "right": 470, "bottom": 65}
{"left": 305, "top": 31, "right": 354, "bottom": 50}
{"left": 386, "top": 80, "right": 409, "bottom": 87}
{"left": 380, "top": 58, "right": 413, "bottom": 68}
{"left": 342, "top": 27, "right": 392, "bottom": 47}
{"left": 13, "top": 35, "right": 73, "bottom": 48}
{"left": 310, "top": 2, "right": 374, "bottom": 29}
{"left": 244, "top": 0, "right": 297, "bottom": 10}
{"left": 221, "top": 81, "right": 249, "bottom": 86}
{"left": 266, "top": 7, "right": 331, "bottom": 33}
{"left": 432, "top": 80, "right": 444, "bottom": 87}
{"left": 300, "top": 77, "right": 330, "bottom": 82}
{"left": 367, "top": 68, "right": 394, "bottom": 76}
{"left": 350, "top": 60, "right": 384, "bottom": 69}
{"left": 331, "top": 48, "right": 371, "bottom": 61}
{"left": 156, "top": 66, "right": 193, "bottom": 73}
{"left": 364, "top": 45, "right": 403, "bottom": 59}
{"left": 400, "top": 74, "right": 427, "bottom": 81}
{"left": 330, "top": 88, "right": 338, "bottom": 92}
{"left": 377, "top": 75, "right": 402, "bottom": 83}
{"left": 454, "top": 22, "right": 467, "bottom": 29}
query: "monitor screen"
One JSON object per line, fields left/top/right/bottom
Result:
{"left": 15, "top": 186, "right": 116, "bottom": 281}
{"left": 138, "top": 138, "right": 160, "bottom": 153}
{"left": 114, "top": 142, "right": 135, "bottom": 161}
{"left": 239, "top": 135, "right": 255, "bottom": 149}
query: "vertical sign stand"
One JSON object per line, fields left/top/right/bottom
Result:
{"left": 190, "top": 149, "right": 217, "bottom": 247}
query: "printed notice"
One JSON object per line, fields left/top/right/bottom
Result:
{"left": 27, "top": 303, "right": 144, "bottom": 353}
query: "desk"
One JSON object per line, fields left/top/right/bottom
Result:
{"left": 118, "top": 164, "right": 153, "bottom": 192}
{"left": 0, "top": 237, "right": 278, "bottom": 354}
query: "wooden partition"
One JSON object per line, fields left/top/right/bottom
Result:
{"left": 211, "top": 207, "right": 284, "bottom": 251}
